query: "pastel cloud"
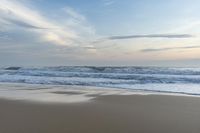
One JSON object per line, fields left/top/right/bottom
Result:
{"left": 141, "top": 45, "right": 200, "bottom": 52}
{"left": 0, "top": 0, "right": 94, "bottom": 46}
{"left": 106, "top": 34, "right": 193, "bottom": 40}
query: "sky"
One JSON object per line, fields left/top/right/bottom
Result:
{"left": 0, "top": 0, "right": 200, "bottom": 67}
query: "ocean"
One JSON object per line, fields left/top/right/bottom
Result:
{"left": 0, "top": 66, "right": 200, "bottom": 96}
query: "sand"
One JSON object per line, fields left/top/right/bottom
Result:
{"left": 0, "top": 95, "right": 200, "bottom": 133}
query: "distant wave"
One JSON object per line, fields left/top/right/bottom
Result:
{"left": 5, "top": 67, "right": 21, "bottom": 70}
{"left": 1, "top": 66, "right": 200, "bottom": 95}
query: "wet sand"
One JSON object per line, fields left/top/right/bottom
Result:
{"left": 0, "top": 95, "right": 200, "bottom": 133}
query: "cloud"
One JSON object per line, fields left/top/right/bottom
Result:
{"left": 103, "top": 0, "right": 115, "bottom": 6}
{"left": 3, "top": 17, "right": 49, "bottom": 29}
{"left": 90, "top": 34, "right": 194, "bottom": 49}
{"left": 0, "top": 30, "right": 10, "bottom": 40}
{"left": 107, "top": 34, "right": 193, "bottom": 40}
{"left": 62, "top": 7, "right": 86, "bottom": 22}
{"left": 82, "top": 45, "right": 96, "bottom": 49}
{"left": 141, "top": 45, "right": 200, "bottom": 52}
{"left": 0, "top": 0, "right": 94, "bottom": 46}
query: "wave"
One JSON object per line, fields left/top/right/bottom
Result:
{"left": 0, "top": 66, "right": 200, "bottom": 95}
{"left": 5, "top": 67, "right": 21, "bottom": 70}
{"left": 3, "top": 66, "right": 200, "bottom": 75}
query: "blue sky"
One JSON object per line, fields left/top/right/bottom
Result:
{"left": 0, "top": 0, "right": 200, "bottom": 66}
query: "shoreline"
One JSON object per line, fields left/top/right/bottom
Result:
{"left": 0, "top": 83, "right": 200, "bottom": 103}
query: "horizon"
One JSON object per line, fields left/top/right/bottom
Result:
{"left": 0, "top": 0, "right": 200, "bottom": 67}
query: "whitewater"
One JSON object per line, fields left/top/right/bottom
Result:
{"left": 0, "top": 66, "right": 200, "bottom": 96}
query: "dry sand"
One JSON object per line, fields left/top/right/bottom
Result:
{"left": 0, "top": 95, "right": 200, "bottom": 133}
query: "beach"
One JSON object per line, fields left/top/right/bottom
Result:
{"left": 1, "top": 94, "right": 200, "bottom": 133}
{"left": 1, "top": 0, "right": 200, "bottom": 132}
